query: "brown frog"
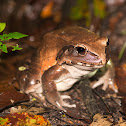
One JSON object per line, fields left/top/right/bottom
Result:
{"left": 16, "top": 26, "right": 113, "bottom": 112}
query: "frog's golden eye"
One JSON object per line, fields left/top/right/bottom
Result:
{"left": 76, "top": 47, "right": 87, "bottom": 55}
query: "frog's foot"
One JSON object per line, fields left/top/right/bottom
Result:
{"left": 61, "top": 95, "right": 76, "bottom": 108}
{"left": 92, "top": 70, "right": 118, "bottom": 93}
{"left": 29, "top": 92, "right": 47, "bottom": 107}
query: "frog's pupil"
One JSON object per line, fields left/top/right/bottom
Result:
{"left": 76, "top": 47, "right": 86, "bottom": 55}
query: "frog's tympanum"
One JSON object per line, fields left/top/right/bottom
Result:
{"left": 17, "top": 26, "right": 112, "bottom": 112}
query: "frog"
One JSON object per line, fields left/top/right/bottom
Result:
{"left": 16, "top": 26, "right": 116, "bottom": 112}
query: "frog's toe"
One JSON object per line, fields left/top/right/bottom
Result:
{"left": 60, "top": 95, "right": 76, "bottom": 108}
{"left": 61, "top": 95, "right": 71, "bottom": 99}
{"left": 102, "top": 78, "right": 118, "bottom": 93}
{"left": 92, "top": 79, "right": 104, "bottom": 89}
{"left": 92, "top": 70, "right": 118, "bottom": 93}
{"left": 62, "top": 100, "right": 76, "bottom": 108}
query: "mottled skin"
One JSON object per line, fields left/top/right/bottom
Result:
{"left": 17, "top": 26, "right": 108, "bottom": 111}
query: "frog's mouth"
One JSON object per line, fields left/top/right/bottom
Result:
{"left": 71, "top": 51, "right": 103, "bottom": 67}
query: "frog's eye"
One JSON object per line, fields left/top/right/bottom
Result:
{"left": 76, "top": 47, "right": 87, "bottom": 55}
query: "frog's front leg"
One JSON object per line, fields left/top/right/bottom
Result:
{"left": 42, "top": 64, "right": 76, "bottom": 111}
{"left": 92, "top": 60, "right": 118, "bottom": 93}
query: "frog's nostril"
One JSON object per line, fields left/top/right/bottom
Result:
{"left": 107, "top": 39, "right": 109, "bottom": 46}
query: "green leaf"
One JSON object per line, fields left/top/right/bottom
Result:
{"left": 7, "top": 32, "right": 28, "bottom": 39}
{"left": 0, "top": 32, "right": 28, "bottom": 41}
{"left": 0, "top": 43, "right": 8, "bottom": 53}
{"left": 70, "top": 0, "right": 89, "bottom": 20}
{"left": 0, "top": 23, "right": 6, "bottom": 32}
{"left": 0, "top": 42, "right": 2, "bottom": 45}
{"left": 93, "top": 0, "right": 106, "bottom": 18}
{"left": 12, "top": 44, "right": 22, "bottom": 51}
{"left": 0, "top": 117, "right": 9, "bottom": 125}
{"left": 28, "top": 118, "right": 36, "bottom": 124}
{"left": 118, "top": 42, "right": 126, "bottom": 60}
